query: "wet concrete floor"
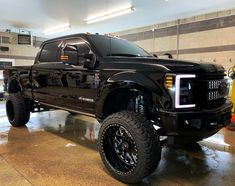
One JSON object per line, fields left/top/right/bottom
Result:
{"left": 0, "top": 102, "right": 235, "bottom": 185}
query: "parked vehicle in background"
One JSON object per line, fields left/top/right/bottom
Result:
{"left": 3, "top": 33, "right": 232, "bottom": 183}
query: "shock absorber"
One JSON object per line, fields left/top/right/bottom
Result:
{"left": 134, "top": 94, "right": 147, "bottom": 115}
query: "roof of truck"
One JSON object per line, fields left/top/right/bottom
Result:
{"left": 44, "top": 33, "right": 117, "bottom": 43}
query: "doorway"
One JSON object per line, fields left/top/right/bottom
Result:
{"left": 0, "top": 58, "right": 14, "bottom": 93}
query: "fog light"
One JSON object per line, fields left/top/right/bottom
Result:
{"left": 209, "top": 122, "right": 218, "bottom": 126}
{"left": 184, "top": 120, "right": 189, "bottom": 125}
{"left": 184, "top": 119, "right": 201, "bottom": 129}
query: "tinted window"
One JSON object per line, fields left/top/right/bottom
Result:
{"left": 87, "top": 35, "right": 150, "bottom": 57}
{"left": 39, "top": 40, "right": 62, "bottom": 62}
{"left": 64, "top": 38, "right": 92, "bottom": 65}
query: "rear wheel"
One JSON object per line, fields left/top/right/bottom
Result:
{"left": 98, "top": 111, "right": 161, "bottom": 183}
{"left": 6, "top": 93, "right": 30, "bottom": 127}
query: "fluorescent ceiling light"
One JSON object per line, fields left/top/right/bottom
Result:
{"left": 44, "top": 25, "right": 71, "bottom": 35}
{"left": 86, "top": 6, "right": 134, "bottom": 24}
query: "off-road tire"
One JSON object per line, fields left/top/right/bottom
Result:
{"left": 98, "top": 111, "right": 161, "bottom": 183}
{"left": 6, "top": 92, "right": 30, "bottom": 127}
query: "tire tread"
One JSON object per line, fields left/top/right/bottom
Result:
{"left": 99, "top": 111, "right": 161, "bottom": 183}
{"left": 6, "top": 92, "right": 30, "bottom": 127}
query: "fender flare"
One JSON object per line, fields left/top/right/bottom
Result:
{"left": 95, "top": 71, "right": 170, "bottom": 119}
{"left": 107, "top": 71, "right": 161, "bottom": 93}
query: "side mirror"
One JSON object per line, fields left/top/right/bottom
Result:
{"left": 63, "top": 45, "right": 78, "bottom": 65}
{"left": 64, "top": 45, "right": 77, "bottom": 52}
{"left": 81, "top": 53, "right": 94, "bottom": 60}
{"left": 82, "top": 53, "right": 95, "bottom": 69}
{"left": 163, "top": 53, "right": 173, "bottom": 59}
{"left": 83, "top": 59, "right": 92, "bottom": 69}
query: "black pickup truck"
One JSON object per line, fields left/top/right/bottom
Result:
{"left": 4, "top": 33, "right": 232, "bottom": 183}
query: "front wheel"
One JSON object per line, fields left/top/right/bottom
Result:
{"left": 98, "top": 111, "right": 161, "bottom": 183}
{"left": 6, "top": 92, "right": 30, "bottom": 127}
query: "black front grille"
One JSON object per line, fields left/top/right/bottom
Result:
{"left": 195, "top": 74, "right": 227, "bottom": 109}
{"left": 207, "top": 98, "right": 226, "bottom": 108}
{"left": 206, "top": 78, "right": 227, "bottom": 108}
{"left": 207, "top": 79, "right": 228, "bottom": 101}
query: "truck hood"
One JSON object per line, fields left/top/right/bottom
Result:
{"left": 109, "top": 57, "right": 225, "bottom": 74}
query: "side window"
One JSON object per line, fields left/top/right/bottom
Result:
{"left": 64, "top": 38, "right": 92, "bottom": 65}
{"left": 39, "top": 40, "right": 62, "bottom": 62}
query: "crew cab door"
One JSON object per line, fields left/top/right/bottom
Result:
{"left": 31, "top": 38, "right": 99, "bottom": 114}
{"left": 61, "top": 37, "right": 98, "bottom": 114}
{"left": 31, "top": 39, "right": 67, "bottom": 105}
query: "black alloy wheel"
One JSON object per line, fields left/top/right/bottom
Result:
{"left": 99, "top": 111, "right": 161, "bottom": 183}
{"left": 102, "top": 124, "right": 138, "bottom": 174}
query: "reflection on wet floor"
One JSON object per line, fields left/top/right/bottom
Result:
{"left": 0, "top": 101, "right": 5, "bottom": 117}
{"left": 36, "top": 112, "right": 100, "bottom": 151}
{"left": 1, "top": 107, "right": 235, "bottom": 185}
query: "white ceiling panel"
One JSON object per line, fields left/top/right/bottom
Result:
{"left": 0, "top": 0, "right": 235, "bottom": 38}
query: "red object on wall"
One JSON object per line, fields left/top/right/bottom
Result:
{"left": 231, "top": 114, "right": 235, "bottom": 123}
{"left": 227, "top": 114, "right": 235, "bottom": 131}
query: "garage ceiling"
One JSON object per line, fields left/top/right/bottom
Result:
{"left": 0, "top": 0, "right": 235, "bottom": 38}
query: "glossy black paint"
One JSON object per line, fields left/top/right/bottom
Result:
{"left": 5, "top": 33, "right": 232, "bottom": 138}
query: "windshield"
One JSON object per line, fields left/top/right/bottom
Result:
{"left": 87, "top": 35, "right": 151, "bottom": 57}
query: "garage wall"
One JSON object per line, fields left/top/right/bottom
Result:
{"left": 114, "top": 8, "right": 235, "bottom": 71}
{"left": 0, "top": 32, "right": 46, "bottom": 66}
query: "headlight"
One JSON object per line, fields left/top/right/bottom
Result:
{"left": 164, "top": 74, "right": 174, "bottom": 90}
{"left": 165, "top": 74, "right": 196, "bottom": 109}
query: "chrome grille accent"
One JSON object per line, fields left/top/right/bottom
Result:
{"left": 208, "top": 80, "right": 225, "bottom": 89}
{"left": 208, "top": 91, "right": 225, "bottom": 100}
{"left": 207, "top": 79, "right": 228, "bottom": 100}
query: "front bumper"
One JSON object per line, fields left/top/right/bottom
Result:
{"left": 159, "top": 101, "right": 232, "bottom": 138}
